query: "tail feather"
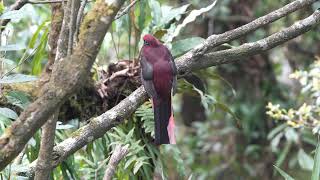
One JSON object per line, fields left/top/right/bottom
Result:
{"left": 153, "top": 98, "right": 175, "bottom": 145}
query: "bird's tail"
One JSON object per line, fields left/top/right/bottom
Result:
{"left": 152, "top": 98, "right": 176, "bottom": 145}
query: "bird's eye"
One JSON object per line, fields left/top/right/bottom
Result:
{"left": 144, "top": 40, "right": 150, "bottom": 46}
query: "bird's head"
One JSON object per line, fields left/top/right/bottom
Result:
{"left": 143, "top": 34, "right": 160, "bottom": 47}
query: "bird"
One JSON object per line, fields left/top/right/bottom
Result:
{"left": 140, "top": 34, "right": 177, "bottom": 145}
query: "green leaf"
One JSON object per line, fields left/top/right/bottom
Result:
{"left": 166, "top": 0, "right": 217, "bottom": 43}
{"left": 124, "top": 155, "right": 137, "bottom": 169}
{"left": 171, "top": 37, "right": 204, "bottom": 57}
{"left": 275, "top": 141, "right": 292, "bottom": 171}
{"left": 31, "top": 27, "right": 49, "bottom": 75}
{"left": 0, "top": 2, "right": 4, "bottom": 14}
{"left": 268, "top": 123, "right": 287, "bottom": 140}
{"left": 209, "top": 73, "right": 236, "bottom": 96}
{"left": 134, "top": 160, "right": 147, "bottom": 174}
{"left": 1, "top": 58, "right": 16, "bottom": 66}
{"left": 138, "top": 0, "right": 146, "bottom": 31}
{"left": 0, "top": 10, "right": 25, "bottom": 20}
{"left": 18, "top": 20, "right": 50, "bottom": 66}
{"left": 0, "top": 107, "right": 18, "bottom": 119}
{"left": 312, "top": 142, "right": 320, "bottom": 180}
{"left": 160, "top": 4, "right": 190, "bottom": 25}
{"left": 29, "top": 21, "right": 50, "bottom": 49}
{"left": 284, "top": 128, "right": 298, "bottom": 143}
{"left": 149, "top": 0, "right": 162, "bottom": 25}
{"left": 273, "top": 165, "right": 295, "bottom": 180}
{"left": 5, "top": 91, "right": 30, "bottom": 109}
{"left": 0, "top": 44, "right": 26, "bottom": 51}
{"left": 0, "top": 74, "right": 37, "bottom": 84}
{"left": 214, "top": 102, "right": 240, "bottom": 124}
{"left": 298, "top": 149, "right": 314, "bottom": 171}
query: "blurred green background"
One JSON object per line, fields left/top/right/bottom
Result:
{"left": 1, "top": 0, "right": 320, "bottom": 179}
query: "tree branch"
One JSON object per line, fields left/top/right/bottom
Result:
{"left": 178, "top": 10, "right": 320, "bottom": 73}
{"left": 103, "top": 145, "right": 129, "bottom": 180}
{"left": 0, "top": 0, "right": 126, "bottom": 170}
{"left": 23, "top": 8, "right": 320, "bottom": 176}
{"left": 35, "top": 3, "right": 64, "bottom": 179}
{"left": 74, "top": 0, "right": 88, "bottom": 44}
{"left": 187, "top": 0, "right": 318, "bottom": 58}
{"left": 34, "top": 111, "right": 58, "bottom": 180}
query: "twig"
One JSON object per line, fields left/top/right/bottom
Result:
{"left": 55, "top": 0, "right": 71, "bottom": 61}
{"left": 103, "top": 145, "right": 129, "bottom": 180}
{"left": 68, "top": 0, "right": 76, "bottom": 55}
{"left": 56, "top": 0, "right": 80, "bottom": 60}
{"left": 74, "top": 0, "right": 88, "bottom": 44}
{"left": 114, "top": 0, "right": 140, "bottom": 20}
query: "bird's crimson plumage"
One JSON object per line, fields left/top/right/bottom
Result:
{"left": 140, "top": 34, "right": 177, "bottom": 145}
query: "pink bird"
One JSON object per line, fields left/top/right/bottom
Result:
{"left": 140, "top": 34, "right": 177, "bottom": 145}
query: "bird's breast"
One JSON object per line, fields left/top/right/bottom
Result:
{"left": 153, "top": 62, "right": 173, "bottom": 99}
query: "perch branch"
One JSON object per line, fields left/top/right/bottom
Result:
{"left": 177, "top": 10, "right": 320, "bottom": 73}
{"left": 23, "top": 8, "right": 320, "bottom": 176}
{"left": 103, "top": 145, "right": 129, "bottom": 180}
{"left": 188, "top": 0, "right": 318, "bottom": 57}
{"left": 0, "top": 0, "right": 126, "bottom": 170}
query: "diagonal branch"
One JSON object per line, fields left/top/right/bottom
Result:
{"left": 103, "top": 145, "right": 129, "bottom": 180}
{"left": 177, "top": 10, "right": 320, "bottom": 73}
{"left": 23, "top": 8, "right": 320, "bottom": 176}
{"left": 114, "top": 0, "right": 140, "bottom": 20}
{"left": 0, "top": 0, "right": 126, "bottom": 171}
{"left": 34, "top": 111, "right": 58, "bottom": 180}
{"left": 187, "top": 0, "right": 318, "bottom": 58}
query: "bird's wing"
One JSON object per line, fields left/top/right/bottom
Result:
{"left": 140, "top": 55, "right": 158, "bottom": 98}
{"left": 167, "top": 48, "right": 178, "bottom": 95}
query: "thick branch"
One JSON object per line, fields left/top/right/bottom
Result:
{"left": 0, "top": 0, "right": 125, "bottom": 170}
{"left": 35, "top": 4, "right": 63, "bottom": 179}
{"left": 24, "top": 9, "right": 320, "bottom": 176}
{"left": 103, "top": 145, "right": 129, "bottom": 180}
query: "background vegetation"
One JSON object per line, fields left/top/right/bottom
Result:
{"left": 0, "top": 0, "right": 320, "bottom": 179}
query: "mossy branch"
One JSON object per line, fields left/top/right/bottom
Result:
{"left": 0, "top": 0, "right": 126, "bottom": 170}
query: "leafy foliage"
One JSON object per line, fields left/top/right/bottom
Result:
{"left": 0, "top": 0, "right": 320, "bottom": 179}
